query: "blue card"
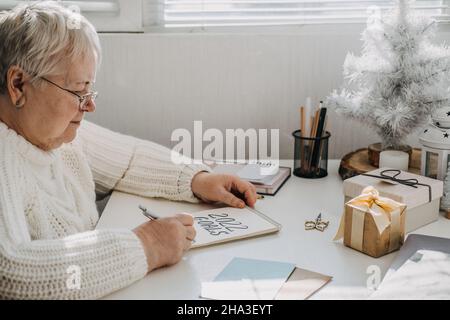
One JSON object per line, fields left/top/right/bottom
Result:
{"left": 201, "top": 257, "right": 296, "bottom": 300}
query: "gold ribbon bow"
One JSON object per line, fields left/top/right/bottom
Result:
{"left": 334, "top": 186, "right": 406, "bottom": 252}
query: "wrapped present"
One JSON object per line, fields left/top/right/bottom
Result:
{"left": 334, "top": 186, "right": 406, "bottom": 258}
{"left": 343, "top": 168, "right": 443, "bottom": 233}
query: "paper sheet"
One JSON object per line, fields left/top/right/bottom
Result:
{"left": 201, "top": 257, "right": 296, "bottom": 300}
{"left": 275, "top": 267, "right": 332, "bottom": 300}
{"left": 370, "top": 249, "right": 450, "bottom": 299}
{"left": 200, "top": 257, "right": 332, "bottom": 300}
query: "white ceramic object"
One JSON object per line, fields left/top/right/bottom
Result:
{"left": 379, "top": 150, "right": 409, "bottom": 171}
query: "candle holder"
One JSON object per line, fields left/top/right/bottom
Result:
{"left": 379, "top": 150, "right": 409, "bottom": 171}
{"left": 419, "top": 107, "right": 450, "bottom": 180}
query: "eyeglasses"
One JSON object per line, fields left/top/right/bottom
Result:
{"left": 40, "top": 77, "right": 98, "bottom": 111}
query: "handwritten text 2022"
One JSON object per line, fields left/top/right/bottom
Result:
{"left": 195, "top": 213, "right": 248, "bottom": 236}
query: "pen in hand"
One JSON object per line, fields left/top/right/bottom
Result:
{"left": 139, "top": 205, "right": 197, "bottom": 244}
{"left": 139, "top": 205, "right": 160, "bottom": 221}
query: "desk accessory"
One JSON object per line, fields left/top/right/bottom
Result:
{"left": 293, "top": 101, "right": 330, "bottom": 179}
{"left": 379, "top": 150, "right": 409, "bottom": 171}
{"left": 305, "top": 213, "right": 329, "bottom": 232}
{"left": 419, "top": 108, "right": 450, "bottom": 181}
{"left": 139, "top": 205, "right": 159, "bottom": 220}
{"left": 420, "top": 107, "right": 450, "bottom": 219}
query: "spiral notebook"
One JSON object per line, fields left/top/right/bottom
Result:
{"left": 97, "top": 191, "right": 281, "bottom": 249}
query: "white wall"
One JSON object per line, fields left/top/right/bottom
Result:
{"left": 87, "top": 24, "right": 450, "bottom": 160}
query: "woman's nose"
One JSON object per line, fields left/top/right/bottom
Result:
{"left": 82, "top": 99, "right": 96, "bottom": 113}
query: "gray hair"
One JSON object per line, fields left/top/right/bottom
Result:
{"left": 0, "top": 1, "right": 101, "bottom": 94}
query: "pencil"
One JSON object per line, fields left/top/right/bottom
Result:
{"left": 300, "top": 106, "right": 305, "bottom": 138}
{"left": 309, "top": 110, "right": 320, "bottom": 169}
{"left": 311, "top": 108, "right": 327, "bottom": 171}
{"left": 309, "top": 115, "right": 315, "bottom": 137}
{"left": 312, "top": 109, "right": 320, "bottom": 137}
{"left": 300, "top": 106, "right": 305, "bottom": 171}
{"left": 304, "top": 97, "right": 312, "bottom": 137}
{"left": 316, "top": 114, "right": 328, "bottom": 174}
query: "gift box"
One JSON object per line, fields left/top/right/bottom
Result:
{"left": 343, "top": 168, "right": 443, "bottom": 233}
{"left": 334, "top": 186, "right": 406, "bottom": 258}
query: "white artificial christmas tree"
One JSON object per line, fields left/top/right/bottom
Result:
{"left": 326, "top": 0, "right": 450, "bottom": 149}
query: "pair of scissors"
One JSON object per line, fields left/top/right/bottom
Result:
{"left": 305, "top": 213, "right": 329, "bottom": 232}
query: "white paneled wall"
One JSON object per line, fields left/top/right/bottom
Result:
{"left": 88, "top": 25, "right": 450, "bottom": 160}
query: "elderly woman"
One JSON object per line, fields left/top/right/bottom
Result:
{"left": 0, "top": 2, "right": 257, "bottom": 299}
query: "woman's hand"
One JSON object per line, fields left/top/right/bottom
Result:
{"left": 133, "top": 213, "right": 196, "bottom": 273}
{"left": 191, "top": 172, "right": 258, "bottom": 208}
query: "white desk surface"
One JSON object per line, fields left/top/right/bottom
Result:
{"left": 98, "top": 160, "right": 450, "bottom": 300}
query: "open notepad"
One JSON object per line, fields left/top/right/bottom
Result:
{"left": 191, "top": 206, "right": 280, "bottom": 248}
{"left": 96, "top": 191, "right": 281, "bottom": 249}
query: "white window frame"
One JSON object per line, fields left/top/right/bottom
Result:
{"left": 143, "top": 0, "right": 450, "bottom": 33}
{"left": 0, "top": 0, "right": 144, "bottom": 32}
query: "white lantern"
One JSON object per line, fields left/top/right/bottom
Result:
{"left": 419, "top": 107, "right": 450, "bottom": 180}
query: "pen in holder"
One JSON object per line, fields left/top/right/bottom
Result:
{"left": 292, "top": 130, "right": 330, "bottom": 179}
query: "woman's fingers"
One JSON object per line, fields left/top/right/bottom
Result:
{"left": 231, "top": 176, "right": 258, "bottom": 207}
{"left": 221, "top": 189, "right": 246, "bottom": 208}
{"left": 184, "top": 239, "right": 193, "bottom": 251}
{"left": 183, "top": 226, "right": 196, "bottom": 251}
{"left": 186, "top": 226, "right": 196, "bottom": 241}
{"left": 175, "top": 212, "right": 194, "bottom": 226}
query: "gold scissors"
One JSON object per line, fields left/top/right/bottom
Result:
{"left": 305, "top": 213, "right": 329, "bottom": 232}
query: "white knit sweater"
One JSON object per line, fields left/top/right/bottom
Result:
{"left": 0, "top": 120, "right": 211, "bottom": 300}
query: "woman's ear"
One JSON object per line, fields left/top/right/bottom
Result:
{"left": 6, "top": 65, "right": 27, "bottom": 108}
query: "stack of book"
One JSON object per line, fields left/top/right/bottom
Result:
{"left": 204, "top": 160, "right": 291, "bottom": 196}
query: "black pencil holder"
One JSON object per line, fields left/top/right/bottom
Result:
{"left": 292, "top": 130, "right": 330, "bottom": 179}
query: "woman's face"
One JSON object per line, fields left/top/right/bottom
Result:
{"left": 19, "top": 54, "right": 97, "bottom": 151}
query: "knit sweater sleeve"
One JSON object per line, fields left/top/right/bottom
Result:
{"left": 0, "top": 156, "right": 148, "bottom": 300}
{"left": 76, "top": 120, "right": 211, "bottom": 201}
